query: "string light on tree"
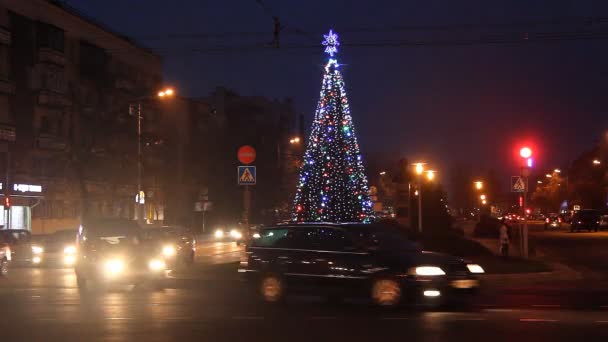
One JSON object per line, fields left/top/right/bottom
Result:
{"left": 291, "top": 29, "right": 373, "bottom": 223}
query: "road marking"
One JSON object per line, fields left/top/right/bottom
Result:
{"left": 380, "top": 317, "right": 412, "bottom": 320}
{"left": 532, "top": 304, "right": 561, "bottom": 308}
{"left": 309, "top": 316, "right": 337, "bottom": 320}
{"left": 232, "top": 316, "right": 264, "bottom": 320}
{"left": 520, "top": 318, "right": 558, "bottom": 322}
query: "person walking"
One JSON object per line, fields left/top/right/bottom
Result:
{"left": 499, "top": 218, "right": 510, "bottom": 257}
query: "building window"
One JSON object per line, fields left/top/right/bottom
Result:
{"left": 36, "top": 22, "right": 64, "bottom": 53}
{"left": 0, "top": 44, "right": 9, "bottom": 80}
{"left": 80, "top": 40, "right": 107, "bottom": 79}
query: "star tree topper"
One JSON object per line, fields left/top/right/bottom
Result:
{"left": 322, "top": 29, "right": 340, "bottom": 57}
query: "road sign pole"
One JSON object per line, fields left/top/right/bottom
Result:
{"left": 243, "top": 185, "right": 251, "bottom": 229}
{"left": 522, "top": 182, "right": 529, "bottom": 258}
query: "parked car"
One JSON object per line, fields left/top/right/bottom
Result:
{"left": 239, "top": 223, "right": 484, "bottom": 307}
{"left": 0, "top": 229, "right": 42, "bottom": 266}
{"left": 37, "top": 229, "right": 78, "bottom": 267}
{"left": 0, "top": 236, "right": 11, "bottom": 276}
{"left": 544, "top": 213, "right": 562, "bottom": 230}
{"left": 600, "top": 215, "right": 608, "bottom": 230}
{"left": 74, "top": 218, "right": 168, "bottom": 289}
{"left": 570, "top": 210, "right": 602, "bottom": 232}
{"left": 142, "top": 226, "right": 196, "bottom": 268}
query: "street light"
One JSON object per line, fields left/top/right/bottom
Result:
{"left": 425, "top": 170, "right": 436, "bottom": 181}
{"left": 537, "top": 180, "right": 543, "bottom": 184}
{"left": 157, "top": 87, "right": 175, "bottom": 98}
{"left": 482, "top": 199, "right": 487, "bottom": 205}
{"left": 379, "top": 171, "right": 386, "bottom": 176}
{"left": 289, "top": 137, "right": 301, "bottom": 144}
{"left": 518, "top": 146, "right": 533, "bottom": 259}
{"left": 414, "top": 163, "right": 425, "bottom": 175}
{"left": 554, "top": 169, "right": 561, "bottom": 173}
{"left": 546, "top": 174, "right": 552, "bottom": 178}
{"left": 480, "top": 194, "right": 486, "bottom": 201}
{"left": 474, "top": 181, "right": 483, "bottom": 190}
{"left": 593, "top": 159, "right": 601, "bottom": 165}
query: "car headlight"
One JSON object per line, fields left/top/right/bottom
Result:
{"left": 149, "top": 259, "right": 166, "bottom": 271}
{"left": 104, "top": 259, "right": 125, "bottom": 276}
{"left": 214, "top": 230, "right": 224, "bottom": 239}
{"left": 467, "top": 264, "right": 485, "bottom": 274}
{"left": 162, "top": 245, "right": 176, "bottom": 257}
{"left": 64, "top": 245, "right": 76, "bottom": 254}
{"left": 252, "top": 233, "right": 261, "bottom": 239}
{"left": 32, "top": 246, "right": 44, "bottom": 254}
{"left": 230, "top": 229, "right": 242, "bottom": 239}
{"left": 414, "top": 266, "right": 446, "bottom": 276}
{"left": 63, "top": 254, "right": 76, "bottom": 266}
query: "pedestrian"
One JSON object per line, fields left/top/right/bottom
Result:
{"left": 499, "top": 218, "right": 510, "bottom": 257}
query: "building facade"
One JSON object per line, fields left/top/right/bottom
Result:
{"left": 0, "top": 0, "right": 163, "bottom": 233}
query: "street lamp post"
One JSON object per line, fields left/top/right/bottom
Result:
{"left": 519, "top": 147, "right": 533, "bottom": 258}
{"left": 413, "top": 163, "right": 425, "bottom": 233}
{"left": 132, "top": 87, "right": 175, "bottom": 224}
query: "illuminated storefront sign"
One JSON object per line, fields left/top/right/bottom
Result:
{"left": 13, "top": 184, "right": 43, "bottom": 193}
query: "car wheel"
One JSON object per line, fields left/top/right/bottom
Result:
{"left": 0, "top": 258, "right": 8, "bottom": 277}
{"left": 260, "top": 274, "right": 285, "bottom": 303}
{"left": 371, "top": 278, "right": 402, "bottom": 307}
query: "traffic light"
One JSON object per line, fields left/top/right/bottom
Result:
{"left": 3, "top": 196, "right": 9, "bottom": 210}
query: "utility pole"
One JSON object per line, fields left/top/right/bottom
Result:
{"left": 137, "top": 102, "right": 143, "bottom": 225}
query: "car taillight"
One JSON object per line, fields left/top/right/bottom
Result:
{"left": 558, "top": 218, "right": 562, "bottom": 223}
{"left": 546, "top": 218, "right": 550, "bottom": 223}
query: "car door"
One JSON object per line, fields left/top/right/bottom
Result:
{"left": 315, "top": 227, "right": 370, "bottom": 291}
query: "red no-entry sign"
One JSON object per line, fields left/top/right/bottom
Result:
{"left": 237, "top": 145, "right": 256, "bottom": 164}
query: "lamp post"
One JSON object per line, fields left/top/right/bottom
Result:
{"left": 133, "top": 87, "right": 175, "bottom": 224}
{"left": 519, "top": 147, "right": 532, "bottom": 258}
{"left": 413, "top": 163, "right": 426, "bottom": 233}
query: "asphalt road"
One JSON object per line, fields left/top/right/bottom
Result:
{"left": 1, "top": 241, "right": 608, "bottom": 341}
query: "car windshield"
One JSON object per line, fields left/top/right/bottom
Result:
{"left": 143, "top": 227, "right": 184, "bottom": 240}
{"left": 47, "top": 230, "right": 77, "bottom": 243}
{"left": 85, "top": 219, "right": 141, "bottom": 239}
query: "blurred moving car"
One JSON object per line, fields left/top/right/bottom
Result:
{"left": 570, "top": 209, "right": 602, "bottom": 232}
{"left": 142, "top": 226, "right": 196, "bottom": 268}
{"left": 0, "top": 237, "right": 10, "bottom": 276}
{"left": 544, "top": 213, "right": 562, "bottom": 230}
{"left": 0, "top": 229, "right": 41, "bottom": 266}
{"left": 240, "top": 223, "right": 483, "bottom": 307}
{"left": 37, "top": 229, "right": 77, "bottom": 267}
{"left": 74, "top": 218, "right": 168, "bottom": 289}
{"left": 213, "top": 226, "right": 245, "bottom": 245}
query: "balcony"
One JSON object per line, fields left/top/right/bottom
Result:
{"left": 0, "top": 123, "right": 16, "bottom": 142}
{"left": 36, "top": 133, "right": 67, "bottom": 151}
{"left": 0, "top": 78, "right": 15, "bottom": 95}
{"left": 0, "top": 27, "right": 10, "bottom": 45}
{"left": 38, "top": 47, "right": 66, "bottom": 66}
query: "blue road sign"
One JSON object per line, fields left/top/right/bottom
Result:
{"left": 238, "top": 166, "right": 256, "bottom": 185}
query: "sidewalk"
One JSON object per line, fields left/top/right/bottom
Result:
{"left": 456, "top": 221, "right": 583, "bottom": 290}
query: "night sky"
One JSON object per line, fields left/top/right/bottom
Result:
{"left": 74, "top": 0, "right": 608, "bottom": 185}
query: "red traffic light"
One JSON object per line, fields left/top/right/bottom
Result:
{"left": 520, "top": 147, "right": 532, "bottom": 159}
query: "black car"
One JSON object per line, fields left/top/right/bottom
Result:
{"left": 239, "top": 223, "right": 484, "bottom": 307}
{"left": 570, "top": 210, "right": 602, "bottom": 232}
{"left": 544, "top": 214, "right": 562, "bottom": 230}
{"left": 0, "top": 229, "right": 41, "bottom": 266}
{"left": 37, "top": 229, "right": 78, "bottom": 267}
{"left": 142, "top": 226, "right": 196, "bottom": 268}
{"left": 74, "top": 218, "right": 168, "bottom": 289}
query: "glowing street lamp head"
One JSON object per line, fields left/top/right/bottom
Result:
{"left": 413, "top": 163, "right": 425, "bottom": 175}
{"left": 480, "top": 194, "right": 486, "bottom": 201}
{"left": 546, "top": 174, "right": 552, "bottom": 178}
{"left": 554, "top": 169, "right": 561, "bottom": 173}
{"left": 593, "top": 159, "right": 601, "bottom": 165}
{"left": 520, "top": 147, "right": 532, "bottom": 159}
{"left": 158, "top": 87, "right": 175, "bottom": 98}
{"left": 474, "top": 181, "right": 483, "bottom": 190}
{"left": 426, "top": 170, "right": 436, "bottom": 181}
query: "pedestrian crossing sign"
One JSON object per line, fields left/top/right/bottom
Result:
{"left": 238, "top": 166, "right": 256, "bottom": 185}
{"left": 511, "top": 176, "right": 527, "bottom": 192}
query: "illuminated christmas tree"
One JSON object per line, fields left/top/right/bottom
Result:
{"left": 292, "top": 30, "right": 373, "bottom": 223}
